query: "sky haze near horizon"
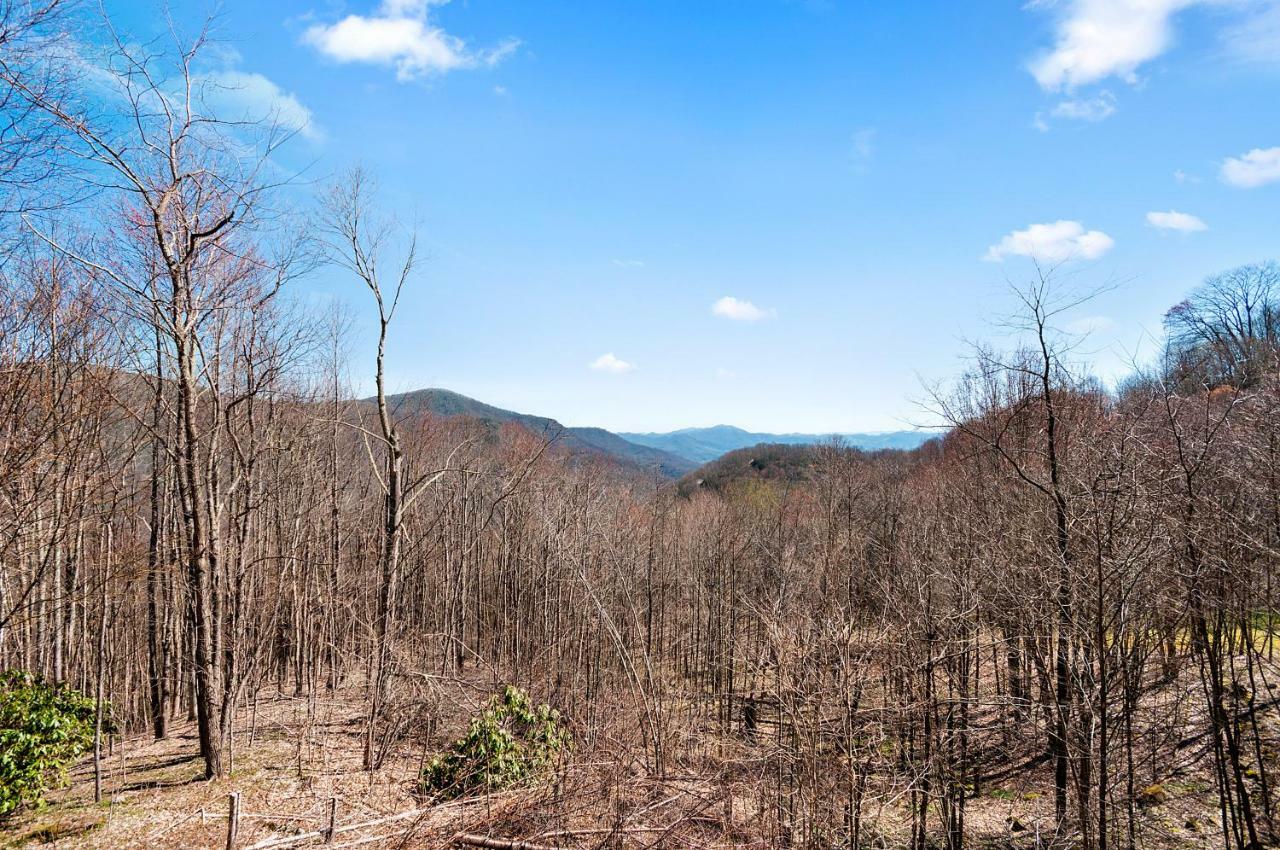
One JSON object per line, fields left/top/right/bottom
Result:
{"left": 109, "top": 0, "right": 1280, "bottom": 432}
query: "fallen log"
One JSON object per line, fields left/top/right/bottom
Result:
{"left": 452, "top": 834, "right": 561, "bottom": 850}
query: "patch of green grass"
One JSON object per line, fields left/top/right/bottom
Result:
{"left": 7, "top": 816, "right": 103, "bottom": 847}
{"left": 1164, "top": 780, "right": 1209, "bottom": 795}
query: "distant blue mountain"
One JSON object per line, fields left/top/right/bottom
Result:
{"left": 618, "top": 424, "right": 936, "bottom": 464}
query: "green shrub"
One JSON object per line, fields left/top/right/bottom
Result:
{"left": 421, "top": 685, "right": 568, "bottom": 799}
{"left": 0, "top": 671, "right": 103, "bottom": 818}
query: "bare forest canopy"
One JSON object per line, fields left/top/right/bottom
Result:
{"left": 2, "top": 5, "right": 1280, "bottom": 850}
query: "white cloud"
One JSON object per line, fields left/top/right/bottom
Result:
{"left": 1050, "top": 90, "right": 1117, "bottom": 122}
{"left": 984, "top": 220, "right": 1115, "bottom": 262}
{"left": 1028, "top": 1, "right": 1280, "bottom": 93}
{"left": 712, "top": 296, "right": 774, "bottom": 322}
{"left": 303, "top": 0, "right": 519, "bottom": 81}
{"left": 612, "top": 259, "right": 645, "bottom": 268}
{"left": 1173, "top": 168, "right": 1201, "bottom": 184}
{"left": 1029, "top": 0, "right": 1196, "bottom": 90}
{"left": 1221, "top": 146, "right": 1280, "bottom": 188}
{"left": 1146, "top": 210, "right": 1207, "bottom": 232}
{"left": 714, "top": 367, "right": 737, "bottom": 380}
{"left": 199, "top": 71, "right": 321, "bottom": 141}
{"left": 590, "top": 353, "right": 634, "bottom": 373}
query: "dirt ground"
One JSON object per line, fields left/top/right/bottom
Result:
{"left": 0, "top": 683, "right": 1264, "bottom": 849}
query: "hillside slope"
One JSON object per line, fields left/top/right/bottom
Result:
{"left": 378, "top": 388, "right": 697, "bottom": 477}
{"left": 676, "top": 442, "right": 822, "bottom": 496}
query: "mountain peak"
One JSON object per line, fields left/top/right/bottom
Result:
{"left": 660, "top": 424, "right": 749, "bottom": 437}
{"left": 378, "top": 388, "right": 696, "bottom": 477}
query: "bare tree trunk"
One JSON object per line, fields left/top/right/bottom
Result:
{"left": 93, "top": 522, "right": 110, "bottom": 804}
{"left": 147, "top": 325, "right": 168, "bottom": 739}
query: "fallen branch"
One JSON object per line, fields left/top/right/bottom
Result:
{"left": 331, "top": 835, "right": 394, "bottom": 849}
{"left": 452, "top": 834, "right": 562, "bottom": 850}
{"left": 239, "top": 791, "right": 520, "bottom": 849}
{"left": 243, "top": 806, "right": 430, "bottom": 850}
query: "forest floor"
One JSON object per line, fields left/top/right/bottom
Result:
{"left": 0, "top": 674, "right": 1272, "bottom": 849}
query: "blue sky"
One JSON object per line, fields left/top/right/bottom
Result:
{"left": 113, "top": 0, "right": 1279, "bottom": 432}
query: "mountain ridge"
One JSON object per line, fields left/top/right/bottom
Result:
{"left": 619, "top": 424, "right": 935, "bottom": 464}
{"left": 372, "top": 388, "right": 936, "bottom": 477}
{"left": 378, "top": 388, "right": 698, "bottom": 477}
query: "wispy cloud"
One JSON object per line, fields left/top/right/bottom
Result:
{"left": 612, "top": 259, "right": 645, "bottom": 268}
{"left": 1066, "top": 315, "right": 1118, "bottom": 335}
{"left": 850, "top": 128, "right": 875, "bottom": 171}
{"left": 1146, "top": 210, "right": 1207, "bottom": 232}
{"left": 1219, "top": 1, "right": 1280, "bottom": 68}
{"left": 984, "top": 220, "right": 1114, "bottom": 263}
{"left": 1221, "top": 146, "right": 1280, "bottom": 188}
{"left": 1035, "top": 91, "right": 1117, "bottom": 131}
{"left": 1050, "top": 90, "right": 1116, "bottom": 122}
{"left": 303, "top": 0, "right": 519, "bottom": 82}
{"left": 199, "top": 71, "right": 322, "bottom": 141}
{"left": 590, "top": 353, "right": 635, "bottom": 373}
{"left": 712, "top": 296, "right": 774, "bottom": 322}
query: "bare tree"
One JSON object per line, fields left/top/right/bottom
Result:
{"left": 1165, "top": 261, "right": 1280, "bottom": 390}
{"left": 14, "top": 17, "right": 304, "bottom": 778}
{"left": 320, "top": 167, "right": 416, "bottom": 771}
{"left": 0, "top": 0, "right": 76, "bottom": 223}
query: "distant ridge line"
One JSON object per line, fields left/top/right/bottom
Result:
{"left": 369, "top": 387, "right": 935, "bottom": 475}
{"left": 618, "top": 424, "right": 935, "bottom": 464}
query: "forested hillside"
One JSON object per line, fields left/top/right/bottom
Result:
{"left": 377, "top": 388, "right": 697, "bottom": 476}
{"left": 0, "top": 4, "right": 1279, "bottom": 850}
{"left": 675, "top": 442, "right": 825, "bottom": 495}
